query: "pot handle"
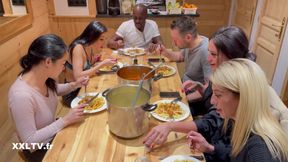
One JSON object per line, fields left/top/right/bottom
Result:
{"left": 142, "top": 104, "right": 157, "bottom": 112}
{"left": 102, "top": 88, "right": 110, "bottom": 97}
{"left": 153, "top": 73, "right": 163, "bottom": 81}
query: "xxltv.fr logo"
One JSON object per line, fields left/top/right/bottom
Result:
{"left": 12, "top": 143, "right": 53, "bottom": 150}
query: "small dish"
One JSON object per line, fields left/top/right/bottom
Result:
{"left": 123, "top": 47, "right": 146, "bottom": 57}
{"left": 155, "top": 65, "right": 176, "bottom": 77}
{"left": 151, "top": 99, "right": 190, "bottom": 122}
{"left": 99, "top": 62, "right": 123, "bottom": 72}
{"left": 71, "top": 92, "right": 107, "bottom": 113}
{"left": 161, "top": 155, "right": 201, "bottom": 162}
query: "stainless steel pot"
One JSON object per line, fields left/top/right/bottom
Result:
{"left": 102, "top": 85, "right": 157, "bottom": 138}
{"left": 116, "top": 65, "right": 162, "bottom": 91}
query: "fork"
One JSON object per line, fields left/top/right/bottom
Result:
{"left": 159, "top": 44, "right": 164, "bottom": 63}
{"left": 168, "top": 96, "right": 182, "bottom": 139}
{"left": 84, "top": 85, "right": 87, "bottom": 96}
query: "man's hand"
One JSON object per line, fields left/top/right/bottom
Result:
{"left": 147, "top": 43, "right": 159, "bottom": 53}
{"left": 115, "top": 40, "right": 124, "bottom": 49}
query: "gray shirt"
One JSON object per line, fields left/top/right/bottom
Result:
{"left": 181, "top": 36, "right": 211, "bottom": 83}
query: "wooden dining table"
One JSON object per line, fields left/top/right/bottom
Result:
{"left": 43, "top": 48, "right": 204, "bottom": 162}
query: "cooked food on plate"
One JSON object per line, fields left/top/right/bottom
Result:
{"left": 127, "top": 48, "right": 144, "bottom": 55}
{"left": 156, "top": 66, "right": 175, "bottom": 76}
{"left": 78, "top": 96, "right": 105, "bottom": 110}
{"left": 154, "top": 102, "right": 184, "bottom": 119}
{"left": 99, "top": 65, "right": 115, "bottom": 71}
{"left": 173, "top": 160, "right": 196, "bottom": 162}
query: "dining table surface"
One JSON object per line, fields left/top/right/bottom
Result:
{"left": 43, "top": 48, "right": 204, "bottom": 162}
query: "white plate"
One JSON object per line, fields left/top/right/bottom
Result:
{"left": 151, "top": 100, "right": 190, "bottom": 122}
{"left": 161, "top": 155, "right": 201, "bottom": 162}
{"left": 71, "top": 92, "right": 107, "bottom": 113}
{"left": 99, "top": 62, "right": 123, "bottom": 72}
{"left": 156, "top": 65, "right": 176, "bottom": 77}
{"left": 123, "top": 47, "right": 146, "bottom": 56}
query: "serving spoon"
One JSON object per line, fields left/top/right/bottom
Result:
{"left": 131, "top": 62, "right": 164, "bottom": 108}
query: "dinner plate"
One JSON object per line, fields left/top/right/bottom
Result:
{"left": 151, "top": 99, "right": 190, "bottom": 122}
{"left": 156, "top": 65, "right": 176, "bottom": 77}
{"left": 98, "top": 62, "right": 123, "bottom": 72}
{"left": 123, "top": 47, "right": 146, "bottom": 56}
{"left": 161, "top": 155, "right": 201, "bottom": 162}
{"left": 71, "top": 92, "right": 107, "bottom": 113}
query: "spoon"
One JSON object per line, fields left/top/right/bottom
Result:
{"left": 131, "top": 74, "right": 146, "bottom": 108}
{"left": 131, "top": 62, "right": 164, "bottom": 108}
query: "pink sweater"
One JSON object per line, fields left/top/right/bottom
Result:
{"left": 8, "top": 76, "right": 74, "bottom": 148}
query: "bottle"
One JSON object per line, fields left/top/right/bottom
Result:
{"left": 132, "top": 57, "right": 138, "bottom": 65}
{"left": 121, "top": 0, "right": 132, "bottom": 14}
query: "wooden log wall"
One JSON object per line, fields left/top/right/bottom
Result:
{"left": 0, "top": 0, "right": 51, "bottom": 161}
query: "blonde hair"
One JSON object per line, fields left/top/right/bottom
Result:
{"left": 210, "top": 58, "right": 288, "bottom": 161}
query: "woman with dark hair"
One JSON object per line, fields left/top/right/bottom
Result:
{"left": 8, "top": 34, "right": 88, "bottom": 162}
{"left": 63, "top": 21, "right": 117, "bottom": 107}
{"left": 207, "top": 26, "right": 256, "bottom": 71}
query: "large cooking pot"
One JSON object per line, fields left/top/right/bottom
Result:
{"left": 102, "top": 85, "right": 157, "bottom": 138}
{"left": 116, "top": 65, "right": 162, "bottom": 91}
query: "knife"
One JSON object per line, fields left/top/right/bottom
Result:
{"left": 85, "top": 93, "right": 100, "bottom": 105}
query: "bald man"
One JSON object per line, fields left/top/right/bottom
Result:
{"left": 107, "top": 4, "right": 162, "bottom": 52}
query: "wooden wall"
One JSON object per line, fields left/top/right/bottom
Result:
{"left": 49, "top": 0, "right": 231, "bottom": 48}
{"left": 0, "top": 0, "right": 51, "bottom": 161}
{"left": 0, "top": 0, "right": 231, "bottom": 161}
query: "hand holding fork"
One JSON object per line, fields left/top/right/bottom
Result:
{"left": 167, "top": 96, "right": 182, "bottom": 139}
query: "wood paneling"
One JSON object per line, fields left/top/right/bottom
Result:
{"left": 49, "top": 0, "right": 231, "bottom": 48}
{"left": 0, "top": 0, "right": 51, "bottom": 161}
{"left": 0, "top": 0, "right": 231, "bottom": 161}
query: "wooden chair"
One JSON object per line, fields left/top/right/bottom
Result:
{"left": 18, "top": 151, "right": 29, "bottom": 162}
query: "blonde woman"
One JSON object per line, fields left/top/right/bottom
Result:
{"left": 188, "top": 59, "right": 288, "bottom": 162}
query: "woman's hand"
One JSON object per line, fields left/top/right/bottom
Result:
{"left": 187, "top": 131, "right": 214, "bottom": 153}
{"left": 63, "top": 104, "right": 85, "bottom": 126}
{"left": 182, "top": 80, "right": 206, "bottom": 95}
{"left": 99, "top": 58, "right": 117, "bottom": 68}
{"left": 72, "top": 76, "right": 89, "bottom": 89}
{"left": 143, "top": 123, "right": 171, "bottom": 148}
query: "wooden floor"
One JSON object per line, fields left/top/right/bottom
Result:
{"left": 0, "top": 98, "right": 69, "bottom": 162}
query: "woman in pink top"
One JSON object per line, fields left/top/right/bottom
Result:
{"left": 8, "top": 34, "right": 88, "bottom": 162}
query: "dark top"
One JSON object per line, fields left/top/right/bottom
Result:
{"left": 194, "top": 107, "right": 233, "bottom": 162}
{"left": 231, "top": 134, "right": 281, "bottom": 162}
{"left": 188, "top": 81, "right": 213, "bottom": 116}
{"left": 65, "top": 46, "right": 92, "bottom": 71}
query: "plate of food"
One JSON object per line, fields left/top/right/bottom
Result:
{"left": 123, "top": 47, "right": 145, "bottom": 56}
{"left": 71, "top": 92, "right": 107, "bottom": 113}
{"left": 161, "top": 155, "right": 201, "bottom": 162}
{"left": 99, "top": 62, "right": 123, "bottom": 72}
{"left": 151, "top": 99, "right": 190, "bottom": 122}
{"left": 156, "top": 65, "right": 176, "bottom": 77}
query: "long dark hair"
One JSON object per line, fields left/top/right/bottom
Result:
{"left": 69, "top": 21, "right": 107, "bottom": 59}
{"left": 20, "top": 34, "right": 67, "bottom": 92}
{"left": 211, "top": 26, "right": 256, "bottom": 61}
